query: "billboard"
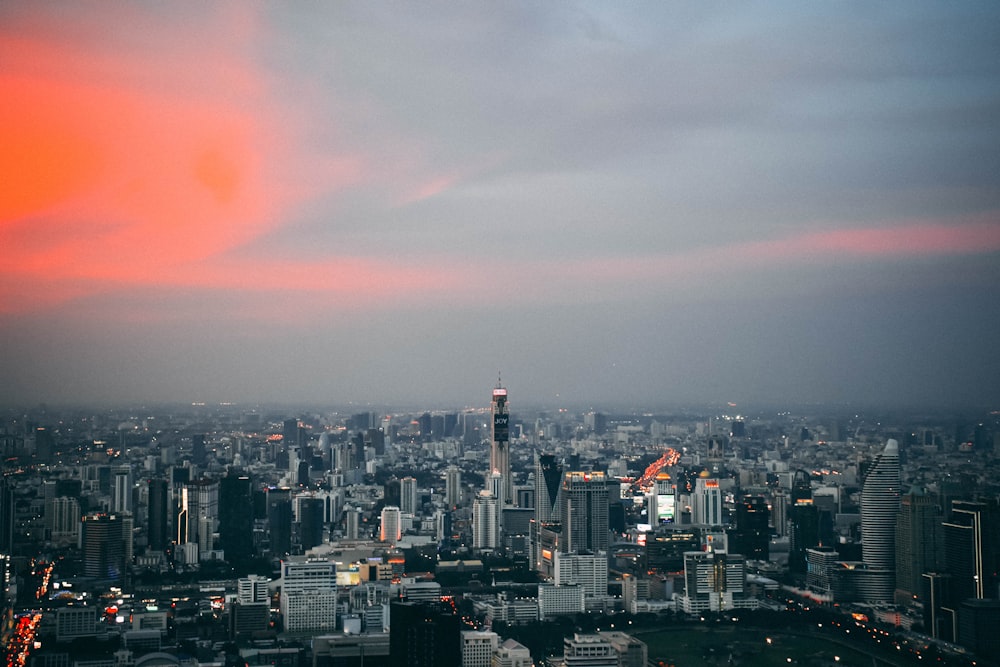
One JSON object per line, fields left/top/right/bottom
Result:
{"left": 657, "top": 494, "right": 675, "bottom": 523}
{"left": 493, "top": 414, "right": 509, "bottom": 441}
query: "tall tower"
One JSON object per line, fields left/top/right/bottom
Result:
{"left": 490, "top": 381, "right": 512, "bottom": 506}
{"left": 860, "top": 439, "right": 900, "bottom": 600}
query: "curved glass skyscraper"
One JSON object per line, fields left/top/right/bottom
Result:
{"left": 861, "top": 439, "right": 901, "bottom": 598}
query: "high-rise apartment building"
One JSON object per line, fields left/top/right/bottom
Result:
{"left": 473, "top": 491, "right": 500, "bottom": 552}
{"left": 445, "top": 466, "right": 462, "bottom": 509}
{"left": 490, "top": 383, "right": 512, "bottom": 506}
{"left": 380, "top": 505, "right": 401, "bottom": 544}
{"left": 400, "top": 476, "right": 418, "bottom": 515}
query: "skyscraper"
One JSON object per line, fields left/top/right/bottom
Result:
{"left": 560, "top": 471, "right": 609, "bottom": 553}
{"left": 860, "top": 439, "right": 900, "bottom": 600}
{"left": 895, "top": 487, "right": 942, "bottom": 601}
{"left": 473, "top": 491, "right": 500, "bottom": 552}
{"left": 692, "top": 476, "right": 723, "bottom": 526}
{"left": 445, "top": 466, "right": 462, "bottom": 509}
{"left": 490, "top": 382, "right": 512, "bottom": 506}
{"left": 147, "top": 478, "right": 169, "bottom": 552}
{"left": 219, "top": 475, "right": 254, "bottom": 565}
{"left": 81, "top": 513, "right": 125, "bottom": 581}
{"left": 535, "top": 454, "right": 563, "bottom": 523}
{"left": 400, "top": 476, "right": 418, "bottom": 515}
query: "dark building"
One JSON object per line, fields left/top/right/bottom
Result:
{"left": 957, "top": 598, "right": 1000, "bottom": 662}
{"left": 191, "top": 433, "right": 206, "bottom": 465}
{"left": 788, "top": 501, "right": 819, "bottom": 574}
{"left": 560, "top": 471, "right": 609, "bottom": 553}
{"left": 298, "top": 497, "right": 325, "bottom": 552}
{"left": 943, "top": 499, "right": 1000, "bottom": 601}
{"left": 0, "top": 478, "right": 14, "bottom": 554}
{"left": 895, "top": 487, "right": 943, "bottom": 601}
{"left": 730, "top": 496, "right": 770, "bottom": 560}
{"left": 266, "top": 488, "right": 293, "bottom": 557}
{"left": 645, "top": 527, "right": 701, "bottom": 573}
{"left": 219, "top": 475, "right": 255, "bottom": 565}
{"left": 389, "top": 601, "right": 460, "bottom": 667}
{"left": 81, "top": 514, "right": 125, "bottom": 581}
{"left": 147, "top": 478, "right": 169, "bottom": 552}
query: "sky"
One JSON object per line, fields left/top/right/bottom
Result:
{"left": 2, "top": 2, "right": 1000, "bottom": 411}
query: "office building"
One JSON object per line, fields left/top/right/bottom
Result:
{"left": 560, "top": 471, "right": 609, "bottom": 553}
{"left": 943, "top": 499, "right": 1000, "bottom": 601}
{"left": 692, "top": 476, "right": 723, "bottom": 526}
{"left": 219, "top": 475, "right": 254, "bottom": 564}
{"left": 81, "top": 513, "right": 125, "bottom": 581}
{"left": 679, "top": 551, "right": 756, "bottom": 613}
{"left": 147, "top": 478, "right": 169, "bottom": 552}
{"left": 279, "top": 558, "right": 338, "bottom": 633}
{"left": 895, "top": 487, "right": 942, "bottom": 601}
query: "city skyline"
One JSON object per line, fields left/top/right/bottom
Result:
{"left": 2, "top": 4, "right": 1000, "bottom": 410}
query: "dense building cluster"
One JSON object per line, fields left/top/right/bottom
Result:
{"left": 0, "top": 388, "right": 998, "bottom": 665}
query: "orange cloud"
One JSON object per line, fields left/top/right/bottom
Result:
{"left": 0, "top": 6, "right": 364, "bottom": 315}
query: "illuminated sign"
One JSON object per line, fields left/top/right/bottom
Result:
{"left": 541, "top": 549, "right": 553, "bottom": 561}
{"left": 704, "top": 480, "right": 719, "bottom": 488}
{"left": 657, "top": 494, "right": 675, "bottom": 522}
{"left": 493, "top": 414, "right": 509, "bottom": 441}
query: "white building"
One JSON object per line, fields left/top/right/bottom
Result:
{"left": 380, "top": 506, "right": 401, "bottom": 544}
{"left": 692, "top": 477, "right": 723, "bottom": 526}
{"left": 554, "top": 551, "right": 608, "bottom": 600}
{"left": 538, "top": 583, "right": 584, "bottom": 620}
{"left": 279, "top": 558, "right": 338, "bottom": 632}
{"left": 492, "top": 638, "right": 532, "bottom": 667}
{"left": 473, "top": 491, "right": 500, "bottom": 552}
{"left": 461, "top": 630, "right": 499, "bottom": 667}
{"left": 563, "top": 633, "right": 617, "bottom": 667}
